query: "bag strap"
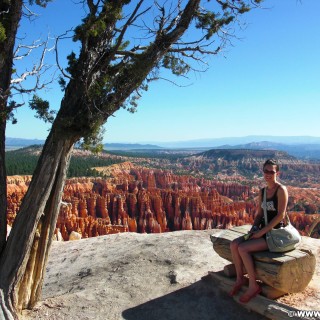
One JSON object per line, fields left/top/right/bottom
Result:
{"left": 263, "top": 188, "right": 268, "bottom": 224}
{"left": 263, "top": 186, "right": 292, "bottom": 227}
{"left": 284, "top": 212, "right": 292, "bottom": 226}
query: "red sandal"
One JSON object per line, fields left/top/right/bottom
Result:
{"left": 229, "top": 282, "right": 244, "bottom": 297}
{"left": 239, "top": 286, "right": 262, "bottom": 303}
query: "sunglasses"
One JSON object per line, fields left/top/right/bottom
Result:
{"left": 263, "top": 169, "right": 277, "bottom": 174}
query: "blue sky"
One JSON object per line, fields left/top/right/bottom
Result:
{"left": 7, "top": 0, "right": 320, "bottom": 144}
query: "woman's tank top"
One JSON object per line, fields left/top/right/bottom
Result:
{"left": 260, "top": 186, "right": 283, "bottom": 229}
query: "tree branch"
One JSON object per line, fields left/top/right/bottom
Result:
{"left": 10, "top": 36, "right": 56, "bottom": 97}
{"left": 22, "top": 3, "right": 40, "bottom": 19}
{"left": 114, "top": 0, "right": 150, "bottom": 54}
{"left": 55, "top": 31, "right": 74, "bottom": 80}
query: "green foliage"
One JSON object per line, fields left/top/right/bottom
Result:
{"left": 5, "top": 147, "right": 39, "bottom": 175}
{"left": 65, "top": 51, "right": 79, "bottom": 77}
{"left": 74, "top": 16, "right": 109, "bottom": 41}
{"left": 29, "top": 94, "right": 56, "bottom": 123}
{"left": 28, "top": 0, "right": 52, "bottom": 8}
{"left": 88, "top": 74, "right": 112, "bottom": 101}
{"left": 70, "top": 152, "right": 124, "bottom": 178}
{"left": 120, "top": 80, "right": 149, "bottom": 113}
{"left": 88, "top": 19, "right": 107, "bottom": 38}
{"left": 0, "top": 22, "right": 6, "bottom": 42}
{"left": 215, "top": 0, "right": 252, "bottom": 13}
{"left": 195, "top": 11, "right": 234, "bottom": 40}
{"left": 162, "top": 54, "right": 190, "bottom": 76}
{"left": 117, "top": 40, "right": 130, "bottom": 51}
{"left": 73, "top": 2, "right": 123, "bottom": 43}
{"left": 126, "top": 95, "right": 139, "bottom": 113}
{"left": 5, "top": 146, "right": 123, "bottom": 177}
{"left": 58, "top": 76, "right": 67, "bottom": 91}
{"left": 107, "top": 150, "right": 182, "bottom": 161}
{"left": 6, "top": 101, "right": 18, "bottom": 124}
{"left": 73, "top": 18, "right": 89, "bottom": 43}
{"left": 80, "top": 126, "right": 105, "bottom": 154}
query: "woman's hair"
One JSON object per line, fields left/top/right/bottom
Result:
{"left": 263, "top": 159, "right": 279, "bottom": 172}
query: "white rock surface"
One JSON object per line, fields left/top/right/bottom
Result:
{"left": 21, "top": 230, "right": 320, "bottom": 320}
{"left": 69, "top": 231, "right": 82, "bottom": 241}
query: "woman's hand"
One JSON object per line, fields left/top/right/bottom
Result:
{"left": 250, "top": 229, "right": 265, "bottom": 239}
{"left": 250, "top": 225, "right": 259, "bottom": 233}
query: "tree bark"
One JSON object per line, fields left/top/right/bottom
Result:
{"left": 0, "top": 123, "right": 76, "bottom": 316}
{"left": 0, "top": 289, "right": 15, "bottom": 320}
{"left": 0, "top": 119, "right": 7, "bottom": 255}
{"left": 0, "top": 0, "right": 23, "bottom": 255}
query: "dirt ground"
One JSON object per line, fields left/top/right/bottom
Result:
{"left": 21, "top": 230, "right": 320, "bottom": 320}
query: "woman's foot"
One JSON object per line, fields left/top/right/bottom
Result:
{"left": 239, "top": 285, "right": 262, "bottom": 303}
{"left": 229, "top": 278, "right": 246, "bottom": 297}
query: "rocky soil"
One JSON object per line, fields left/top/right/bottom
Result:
{"left": 21, "top": 230, "right": 320, "bottom": 320}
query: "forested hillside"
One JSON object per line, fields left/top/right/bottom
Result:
{"left": 5, "top": 146, "right": 122, "bottom": 177}
{"left": 6, "top": 146, "right": 320, "bottom": 189}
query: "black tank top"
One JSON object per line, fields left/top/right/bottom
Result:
{"left": 260, "top": 186, "right": 283, "bottom": 229}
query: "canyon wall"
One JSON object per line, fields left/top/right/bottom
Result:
{"left": 6, "top": 164, "right": 320, "bottom": 240}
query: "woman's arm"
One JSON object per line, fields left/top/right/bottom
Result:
{"left": 251, "top": 190, "right": 263, "bottom": 230}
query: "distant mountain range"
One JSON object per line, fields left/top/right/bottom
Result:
{"left": 190, "top": 148, "right": 320, "bottom": 187}
{"left": 5, "top": 138, "right": 161, "bottom": 151}
{"left": 6, "top": 137, "right": 45, "bottom": 148}
{"left": 156, "top": 135, "right": 320, "bottom": 148}
{"left": 5, "top": 136, "right": 320, "bottom": 159}
{"left": 200, "top": 148, "right": 295, "bottom": 161}
{"left": 215, "top": 141, "right": 320, "bottom": 160}
{"left": 103, "top": 143, "right": 162, "bottom": 150}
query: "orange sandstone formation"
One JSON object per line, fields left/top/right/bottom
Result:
{"left": 5, "top": 166, "right": 320, "bottom": 240}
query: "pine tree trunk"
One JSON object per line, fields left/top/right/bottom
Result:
{"left": 0, "top": 119, "right": 7, "bottom": 255}
{"left": 0, "top": 0, "right": 23, "bottom": 256}
{"left": 0, "top": 124, "right": 77, "bottom": 317}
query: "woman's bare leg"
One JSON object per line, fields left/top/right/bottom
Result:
{"left": 230, "top": 236, "right": 245, "bottom": 282}
{"left": 229, "top": 236, "right": 246, "bottom": 295}
{"left": 238, "top": 238, "right": 268, "bottom": 299}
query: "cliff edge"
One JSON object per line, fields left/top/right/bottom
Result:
{"left": 21, "top": 230, "right": 320, "bottom": 320}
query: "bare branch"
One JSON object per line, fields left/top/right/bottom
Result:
{"left": 12, "top": 36, "right": 52, "bottom": 83}
{"left": 8, "top": 101, "right": 25, "bottom": 111}
{"left": 147, "top": 75, "right": 192, "bottom": 87}
{"left": 112, "top": 1, "right": 150, "bottom": 60}
{"left": 114, "top": 45, "right": 148, "bottom": 58}
{"left": 11, "top": 68, "right": 56, "bottom": 95}
{"left": 87, "top": 0, "right": 97, "bottom": 15}
{"left": 22, "top": 3, "right": 40, "bottom": 19}
{"left": 154, "top": 1, "right": 167, "bottom": 34}
{"left": 163, "top": 1, "right": 183, "bottom": 33}
{"left": 0, "top": 8, "right": 9, "bottom": 16}
{"left": 13, "top": 40, "right": 44, "bottom": 61}
{"left": 10, "top": 36, "right": 56, "bottom": 96}
{"left": 55, "top": 30, "right": 74, "bottom": 80}
{"left": 168, "top": 44, "right": 222, "bottom": 56}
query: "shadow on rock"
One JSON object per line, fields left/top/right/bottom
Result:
{"left": 122, "top": 280, "right": 265, "bottom": 320}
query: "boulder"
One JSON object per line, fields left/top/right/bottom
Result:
{"left": 69, "top": 231, "right": 82, "bottom": 241}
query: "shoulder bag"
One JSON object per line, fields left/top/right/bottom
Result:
{"left": 263, "top": 188, "right": 301, "bottom": 253}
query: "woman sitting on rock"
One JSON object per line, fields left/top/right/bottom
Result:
{"left": 229, "top": 159, "right": 288, "bottom": 303}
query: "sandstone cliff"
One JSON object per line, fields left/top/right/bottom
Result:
{"left": 6, "top": 163, "right": 320, "bottom": 240}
